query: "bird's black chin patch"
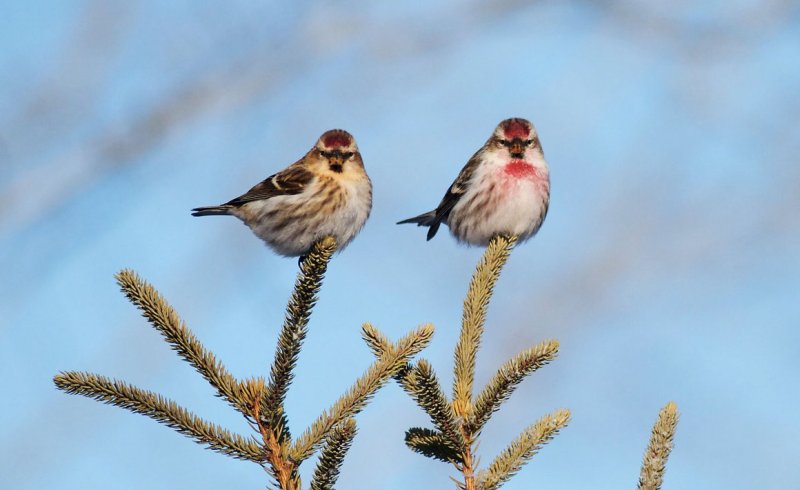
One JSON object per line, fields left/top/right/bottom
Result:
{"left": 329, "top": 164, "right": 343, "bottom": 173}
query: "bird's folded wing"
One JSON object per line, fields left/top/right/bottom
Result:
{"left": 226, "top": 165, "right": 314, "bottom": 206}
{"left": 433, "top": 155, "right": 479, "bottom": 221}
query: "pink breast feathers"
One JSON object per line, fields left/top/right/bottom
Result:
{"left": 504, "top": 160, "right": 538, "bottom": 180}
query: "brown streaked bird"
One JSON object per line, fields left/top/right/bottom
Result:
{"left": 399, "top": 118, "right": 549, "bottom": 246}
{"left": 192, "top": 129, "right": 372, "bottom": 257}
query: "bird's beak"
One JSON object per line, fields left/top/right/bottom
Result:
{"left": 326, "top": 152, "right": 345, "bottom": 172}
{"left": 510, "top": 140, "right": 525, "bottom": 157}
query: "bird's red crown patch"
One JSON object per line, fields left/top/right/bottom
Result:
{"left": 501, "top": 120, "right": 530, "bottom": 139}
{"left": 322, "top": 131, "right": 352, "bottom": 148}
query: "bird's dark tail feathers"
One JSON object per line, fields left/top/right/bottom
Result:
{"left": 191, "top": 205, "right": 233, "bottom": 217}
{"left": 397, "top": 210, "right": 441, "bottom": 241}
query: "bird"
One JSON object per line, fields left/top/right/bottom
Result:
{"left": 192, "top": 129, "right": 372, "bottom": 257}
{"left": 398, "top": 118, "right": 549, "bottom": 246}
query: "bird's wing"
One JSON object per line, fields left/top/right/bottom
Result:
{"left": 432, "top": 154, "right": 480, "bottom": 221}
{"left": 225, "top": 165, "right": 314, "bottom": 206}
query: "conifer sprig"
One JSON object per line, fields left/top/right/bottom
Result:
{"left": 453, "top": 234, "right": 517, "bottom": 416}
{"left": 54, "top": 228, "right": 681, "bottom": 489}
{"left": 53, "top": 371, "right": 266, "bottom": 463}
{"left": 407, "top": 360, "right": 465, "bottom": 449}
{"left": 478, "top": 408, "right": 571, "bottom": 490}
{"left": 310, "top": 418, "right": 358, "bottom": 490}
{"left": 361, "top": 322, "right": 392, "bottom": 357}
{"left": 469, "top": 340, "right": 560, "bottom": 434}
{"left": 383, "top": 234, "right": 679, "bottom": 488}
{"left": 638, "top": 402, "right": 680, "bottom": 490}
{"left": 115, "top": 268, "right": 245, "bottom": 413}
{"left": 263, "top": 237, "right": 337, "bottom": 429}
{"left": 370, "top": 234, "right": 568, "bottom": 489}
{"left": 405, "top": 427, "right": 463, "bottom": 464}
{"left": 290, "top": 323, "right": 434, "bottom": 463}
{"left": 54, "top": 237, "right": 431, "bottom": 490}
{"left": 361, "top": 322, "right": 416, "bottom": 392}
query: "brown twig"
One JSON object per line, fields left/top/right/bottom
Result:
{"left": 457, "top": 420, "right": 478, "bottom": 490}
{"left": 252, "top": 394, "right": 297, "bottom": 490}
{"left": 462, "top": 449, "right": 477, "bottom": 490}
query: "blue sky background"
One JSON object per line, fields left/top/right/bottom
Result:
{"left": 2, "top": 1, "right": 799, "bottom": 489}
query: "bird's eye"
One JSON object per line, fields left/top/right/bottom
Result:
{"left": 525, "top": 139, "right": 533, "bottom": 146}
{"left": 321, "top": 151, "right": 331, "bottom": 158}
{"left": 343, "top": 152, "right": 354, "bottom": 159}
{"left": 499, "top": 140, "right": 510, "bottom": 147}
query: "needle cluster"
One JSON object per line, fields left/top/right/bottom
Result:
{"left": 53, "top": 233, "right": 680, "bottom": 489}
{"left": 365, "top": 235, "right": 570, "bottom": 489}
{"left": 53, "top": 237, "right": 433, "bottom": 490}
{"left": 638, "top": 401, "right": 680, "bottom": 490}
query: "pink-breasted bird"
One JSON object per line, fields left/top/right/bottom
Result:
{"left": 192, "top": 129, "right": 372, "bottom": 257}
{"left": 398, "top": 118, "right": 549, "bottom": 245}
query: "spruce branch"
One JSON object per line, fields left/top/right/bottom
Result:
{"left": 478, "top": 408, "right": 571, "bottom": 490}
{"left": 405, "top": 427, "right": 464, "bottom": 465}
{"left": 393, "top": 236, "right": 573, "bottom": 490}
{"left": 56, "top": 238, "right": 440, "bottom": 489}
{"left": 469, "top": 340, "right": 560, "bottom": 434}
{"left": 361, "top": 322, "right": 417, "bottom": 393}
{"left": 250, "top": 383, "right": 297, "bottom": 489}
{"left": 290, "top": 323, "right": 434, "bottom": 463}
{"left": 361, "top": 322, "right": 392, "bottom": 357}
{"left": 407, "top": 360, "right": 465, "bottom": 449}
{"left": 309, "top": 418, "right": 358, "bottom": 490}
{"left": 53, "top": 371, "right": 266, "bottom": 464}
{"left": 262, "top": 236, "right": 337, "bottom": 436}
{"left": 453, "top": 234, "right": 517, "bottom": 416}
{"left": 238, "top": 376, "right": 267, "bottom": 411}
{"left": 363, "top": 325, "right": 469, "bottom": 462}
{"left": 115, "top": 269, "right": 246, "bottom": 414}
{"left": 638, "top": 402, "right": 679, "bottom": 490}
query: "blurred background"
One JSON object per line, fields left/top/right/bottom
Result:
{"left": 2, "top": 1, "right": 798, "bottom": 488}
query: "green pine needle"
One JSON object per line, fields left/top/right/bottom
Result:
{"left": 290, "top": 323, "right": 434, "bottom": 463}
{"left": 53, "top": 371, "right": 266, "bottom": 464}
{"left": 478, "top": 408, "right": 571, "bottom": 490}
{"left": 262, "top": 237, "right": 337, "bottom": 436}
{"left": 405, "top": 427, "right": 464, "bottom": 465}
{"left": 453, "top": 234, "right": 517, "bottom": 415}
{"left": 55, "top": 239, "right": 441, "bottom": 489}
{"left": 361, "top": 322, "right": 392, "bottom": 357}
{"left": 469, "top": 340, "right": 560, "bottom": 434}
{"left": 115, "top": 269, "right": 247, "bottom": 414}
{"left": 638, "top": 402, "right": 679, "bottom": 490}
{"left": 361, "top": 322, "right": 417, "bottom": 393}
{"left": 310, "top": 418, "right": 357, "bottom": 490}
{"left": 407, "top": 360, "right": 465, "bottom": 450}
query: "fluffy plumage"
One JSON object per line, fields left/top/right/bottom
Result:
{"left": 399, "top": 118, "right": 550, "bottom": 246}
{"left": 193, "top": 129, "right": 372, "bottom": 256}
